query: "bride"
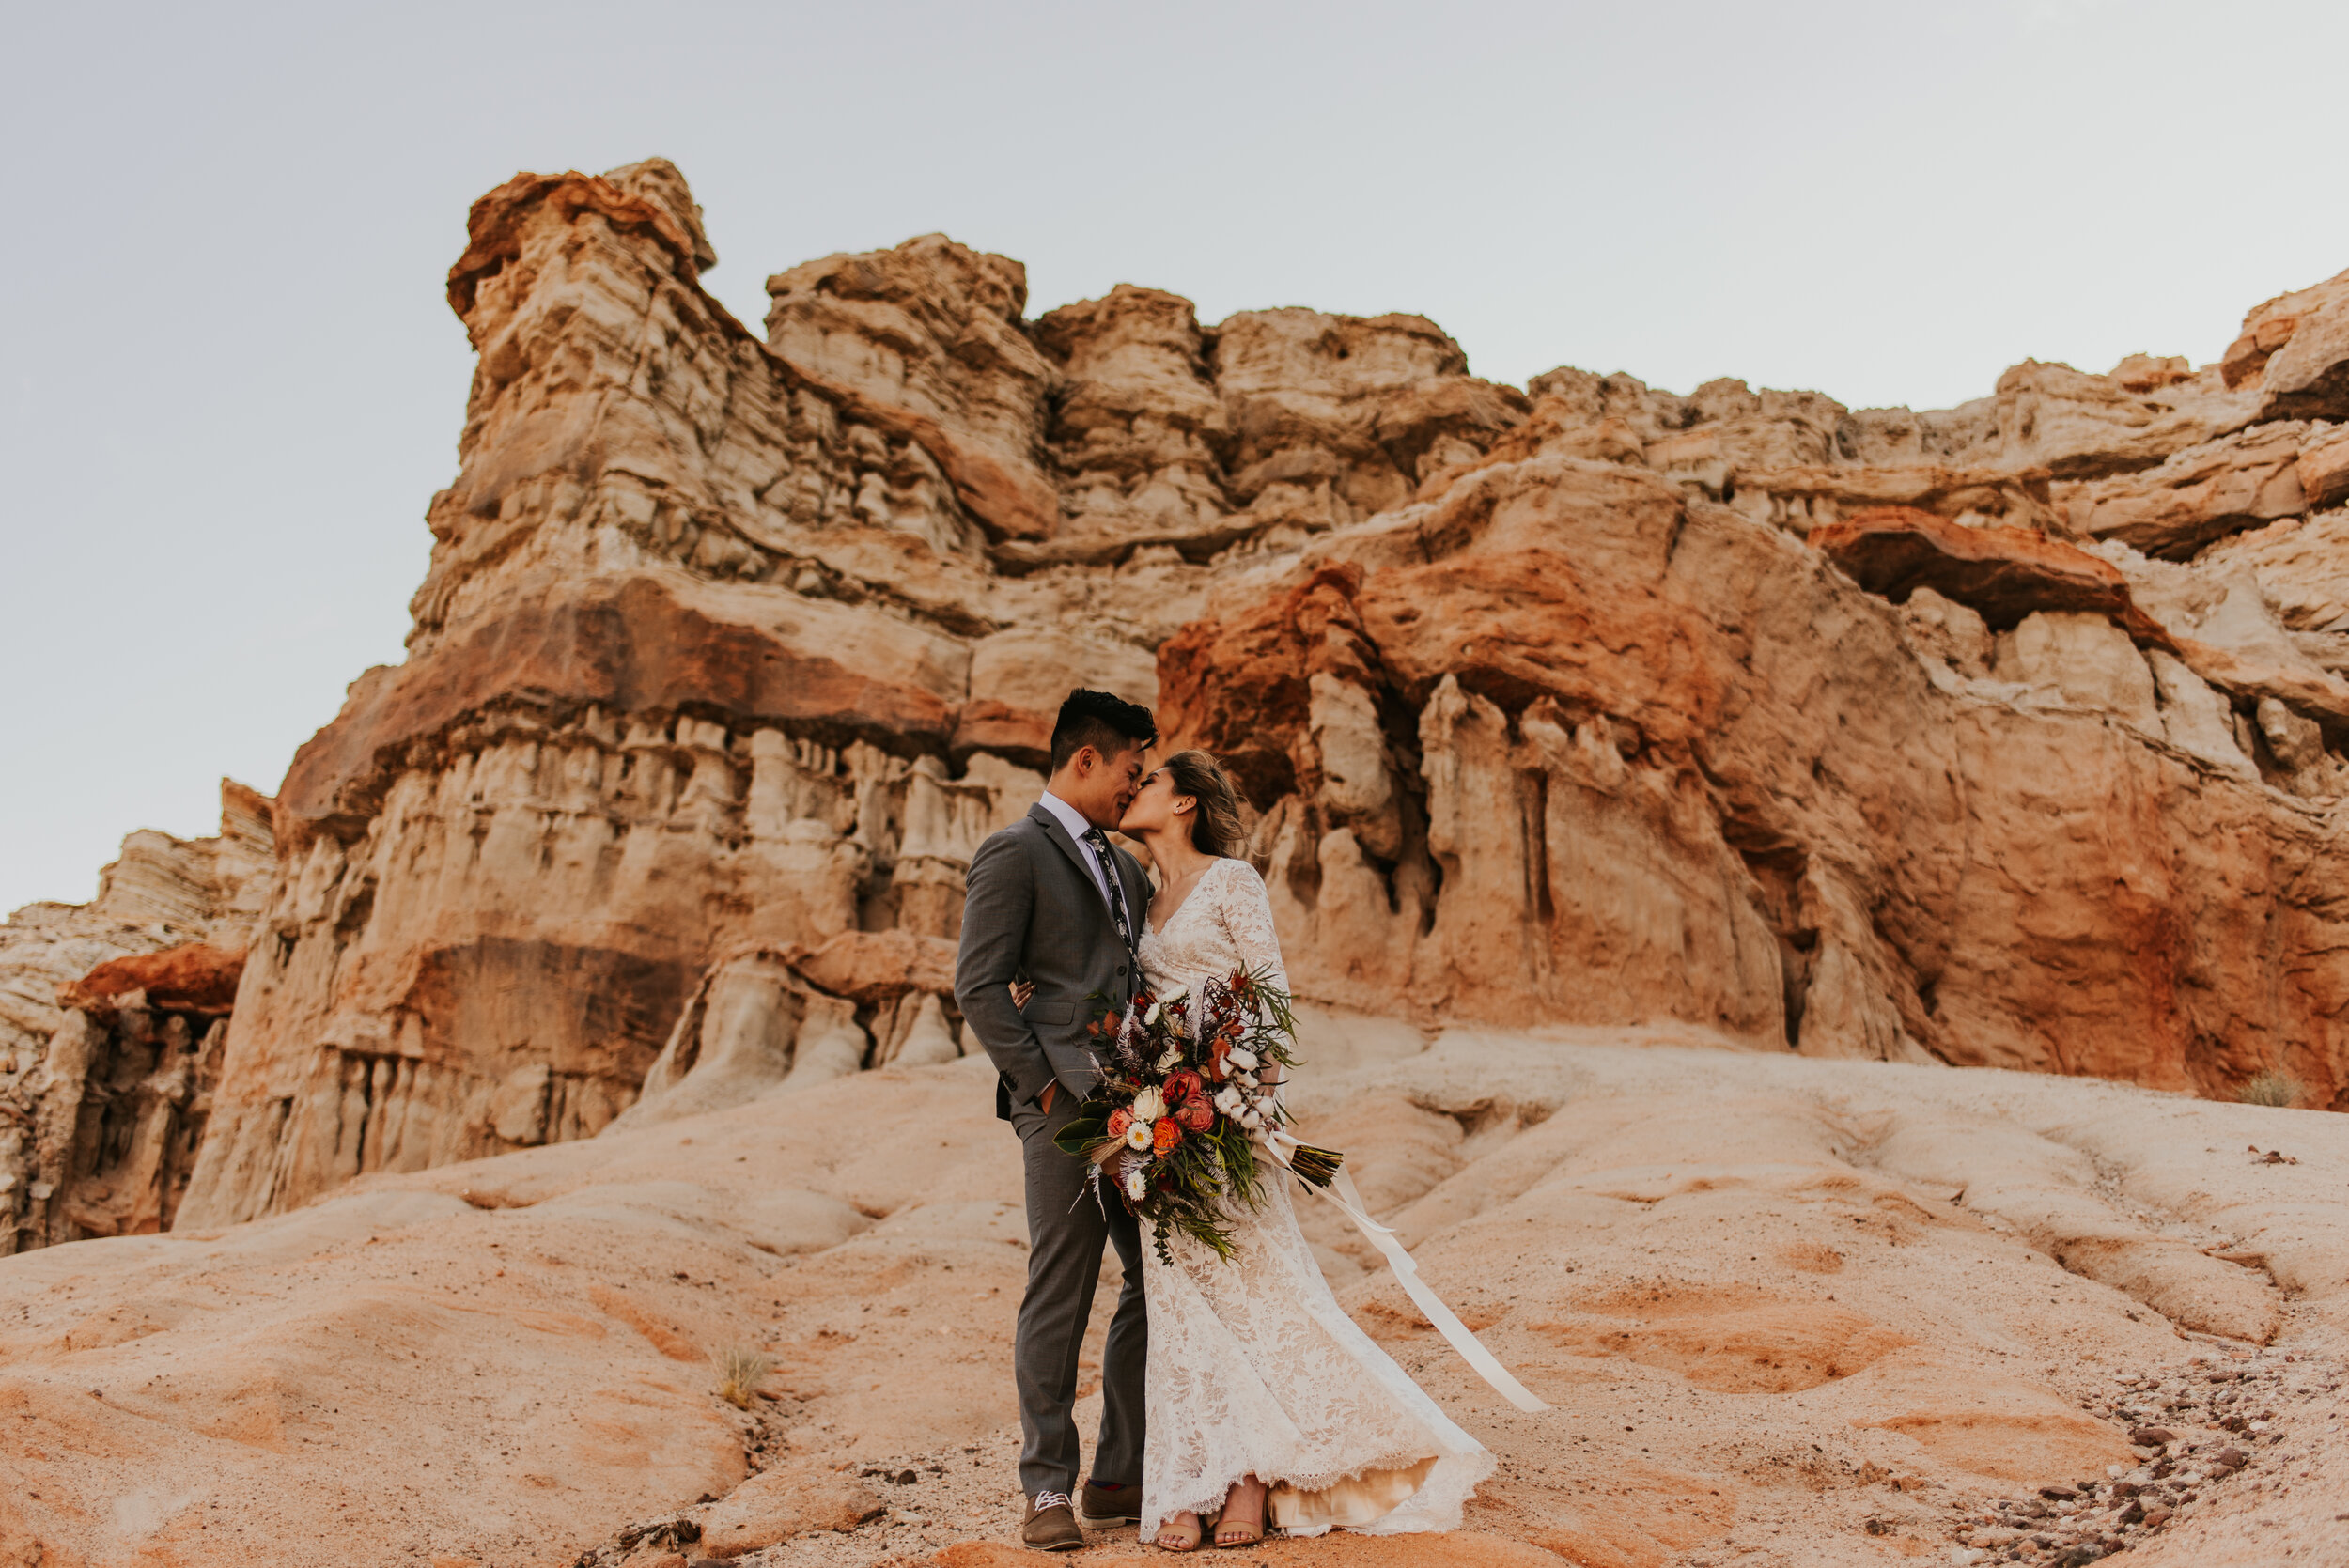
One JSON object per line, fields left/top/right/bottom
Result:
{"left": 1113, "top": 749, "right": 1494, "bottom": 1550}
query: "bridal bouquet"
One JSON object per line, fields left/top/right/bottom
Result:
{"left": 1055, "top": 967, "right": 1343, "bottom": 1264}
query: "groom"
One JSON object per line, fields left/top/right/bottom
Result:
{"left": 954, "top": 688, "right": 1159, "bottom": 1550}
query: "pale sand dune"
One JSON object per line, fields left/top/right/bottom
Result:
{"left": 4, "top": 1021, "right": 2342, "bottom": 1567}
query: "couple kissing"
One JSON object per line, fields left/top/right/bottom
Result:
{"left": 952, "top": 690, "right": 1494, "bottom": 1551}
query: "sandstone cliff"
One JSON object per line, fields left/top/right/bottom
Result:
{"left": 6, "top": 157, "right": 2327, "bottom": 1240}
{"left": 0, "top": 780, "right": 273, "bottom": 1250}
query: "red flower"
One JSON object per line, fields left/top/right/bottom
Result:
{"left": 1107, "top": 1108, "right": 1134, "bottom": 1139}
{"left": 1163, "top": 1069, "right": 1204, "bottom": 1106}
{"left": 1153, "top": 1117, "right": 1183, "bottom": 1155}
{"left": 1175, "top": 1097, "right": 1214, "bottom": 1132}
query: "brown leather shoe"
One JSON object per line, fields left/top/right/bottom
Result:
{"left": 1079, "top": 1479, "right": 1142, "bottom": 1529}
{"left": 1021, "top": 1490, "right": 1085, "bottom": 1550}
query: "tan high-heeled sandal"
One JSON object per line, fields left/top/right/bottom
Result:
{"left": 1154, "top": 1510, "right": 1209, "bottom": 1552}
{"left": 1214, "top": 1479, "right": 1267, "bottom": 1548}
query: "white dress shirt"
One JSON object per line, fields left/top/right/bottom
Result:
{"left": 1038, "top": 790, "right": 1114, "bottom": 911}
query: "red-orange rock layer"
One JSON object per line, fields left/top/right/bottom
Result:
{"left": 1811, "top": 506, "right": 2174, "bottom": 641}
{"left": 58, "top": 941, "right": 246, "bottom": 1015}
{"left": 275, "top": 577, "right": 959, "bottom": 850}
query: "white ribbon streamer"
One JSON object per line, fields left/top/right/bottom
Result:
{"left": 1265, "top": 1127, "right": 1549, "bottom": 1413}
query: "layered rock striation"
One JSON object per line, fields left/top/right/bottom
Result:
{"left": 13, "top": 158, "right": 2327, "bottom": 1238}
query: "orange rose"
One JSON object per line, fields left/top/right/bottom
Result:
{"left": 1107, "top": 1108, "right": 1134, "bottom": 1139}
{"left": 1153, "top": 1117, "right": 1183, "bottom": 1155}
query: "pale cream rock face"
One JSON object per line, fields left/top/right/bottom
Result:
{"left": 2, "top": 1029, "right": 2342, "bottom": 1567}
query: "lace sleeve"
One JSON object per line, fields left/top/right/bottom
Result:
{"left": 1211, "top": 858, "right": 1288, "bottom": 997}
{"left": 1211, "top": 860, "right": 1292, "bottom": 1099}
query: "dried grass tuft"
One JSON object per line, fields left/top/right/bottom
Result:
{"left": 2238, "top": 1070, "right": 2304, "bottom": 1108}
{"left": 716, "top": 1345, "right": 774, "bottom": 1409}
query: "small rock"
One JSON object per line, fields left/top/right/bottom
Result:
{"left": 2140, "top": 1505, "right": 2174, "bottom": 1528}
{"left": 699, "top": 1462, "right": 883, "bottom": 1557}
{"left": 2211, "top": 1447, "right": 2248, "bottom": 1470}
{"left": 2039, "top": 1485, "right": 2079, "bottom": 1500}
{"left": 2125, "top": 1426, "right": 2175, "bottom": 1448}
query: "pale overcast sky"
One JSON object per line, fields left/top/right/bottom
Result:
{"left": 4, "top": 0, "right": 2346, "bottom": 912}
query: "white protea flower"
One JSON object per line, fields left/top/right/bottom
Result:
{"left": 1131, "top": 1086, "right": 1166, "bottom": 1124}
{"left": 1226, "top": 1047, "right": 1258, "bottom": 1072}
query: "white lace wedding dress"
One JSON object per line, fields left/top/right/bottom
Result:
{"left": 1134, "top": 856, "right": 1493, "bottom": 1539}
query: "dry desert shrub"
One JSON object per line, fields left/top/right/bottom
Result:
{"left": 717, "top": 1345, "right": 774, "bottom": 1409}
{"left": 2238, "top": 1070, "right": 2305, "bottom": 1108}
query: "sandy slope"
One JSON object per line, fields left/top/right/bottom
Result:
{"left": 2, "top": 1020, "right": 2342, "bottom": 1568}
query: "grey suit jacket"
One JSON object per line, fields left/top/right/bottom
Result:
{"left": 955, "top": 802, "right": 1148, "bottom": 1121}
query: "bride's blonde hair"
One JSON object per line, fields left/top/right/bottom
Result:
{"left": 1163, "top": 749, "right": 1246, "bottom": 858}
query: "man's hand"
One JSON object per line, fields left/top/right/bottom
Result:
{"left": 1039, "top": 1081, "right": 1058, "bottom": 1115}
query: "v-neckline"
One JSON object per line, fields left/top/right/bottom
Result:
{"left": 1146, "top": 856, "right": 1223, "bottom": 938}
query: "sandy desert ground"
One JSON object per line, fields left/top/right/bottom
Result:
{"left": 3, "top": 1014, "right": 2342, "bottom": 1568}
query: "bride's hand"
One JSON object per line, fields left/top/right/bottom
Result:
{"left": 1009, "top": 979, "right": 1035, "bottom": 1010}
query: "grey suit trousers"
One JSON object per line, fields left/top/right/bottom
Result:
{"left": 1009, "top": 1091, "right": 1148, "bottom": 1496}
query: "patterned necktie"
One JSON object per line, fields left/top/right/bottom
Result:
{"left": 1082, "top": 828, "right": 1136, "bottom": 951}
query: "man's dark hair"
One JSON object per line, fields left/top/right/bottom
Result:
{"left": 1049, "top": 689, "right": 1157, "bottom": 774}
